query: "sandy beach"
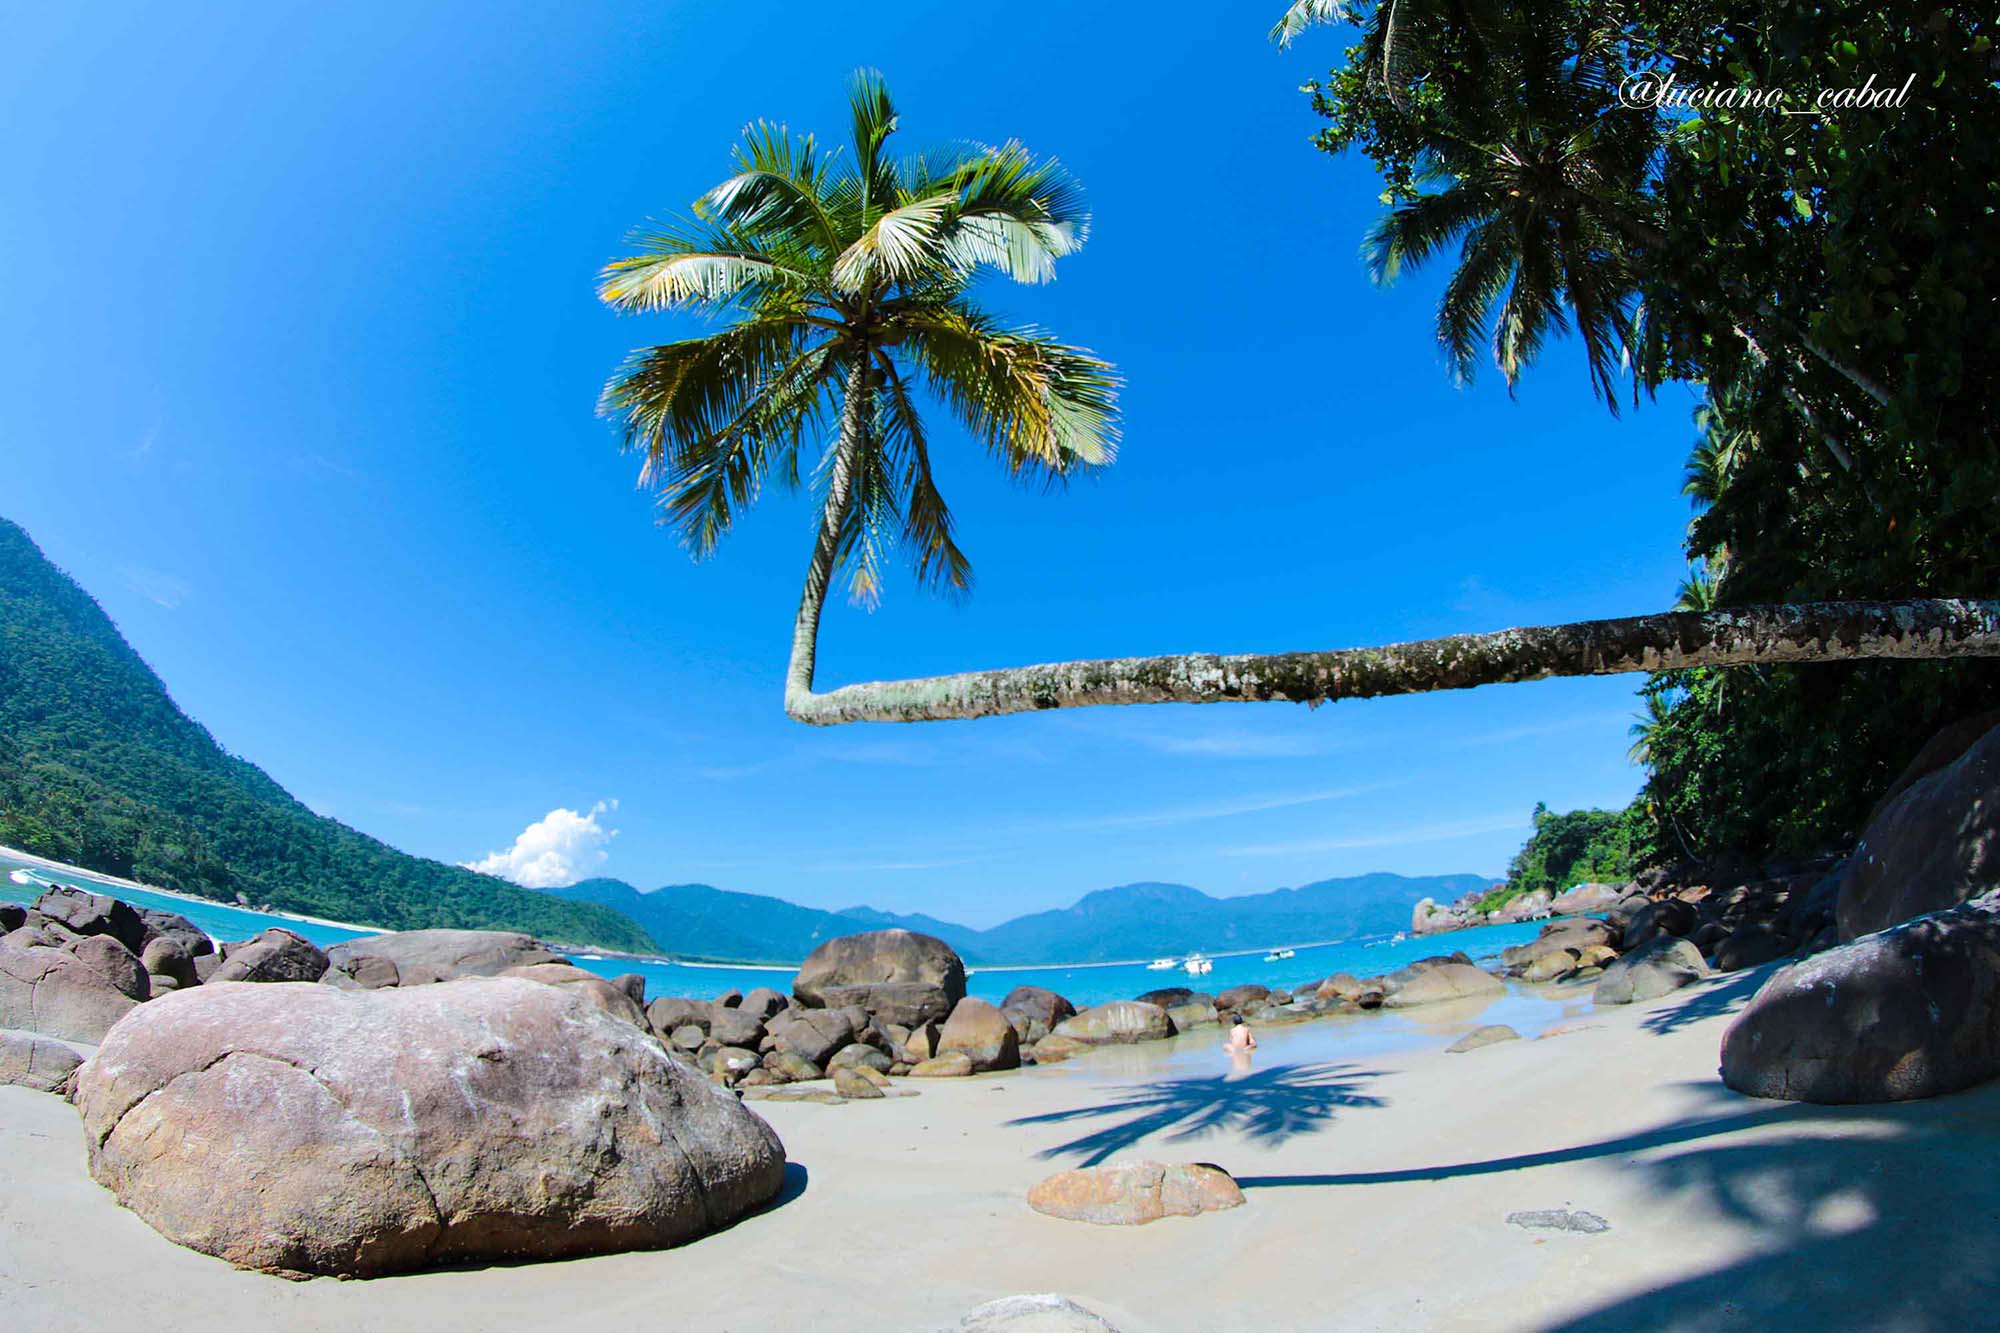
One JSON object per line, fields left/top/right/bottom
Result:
{"left": 6, "top": 965, "right": 1992, "bottom": 1332}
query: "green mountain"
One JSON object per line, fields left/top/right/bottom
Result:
{"left": 550, "top": 871, "right": 1491, "bottom": 965}
{"left": 0, "top": 517, "right": 654, "bottom": 952}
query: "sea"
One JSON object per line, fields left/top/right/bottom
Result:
{"left": 2, "top": 850, "right": 1555, "bottom": 1011}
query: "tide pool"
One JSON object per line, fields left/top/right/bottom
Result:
{"left": 3, "top": 849, "right": 1553, "bottom": 1009}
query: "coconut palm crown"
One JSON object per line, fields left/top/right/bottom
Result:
{"left": 598, "top": 71, "right": 1118, "bottom": 718}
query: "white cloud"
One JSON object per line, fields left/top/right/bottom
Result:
{"left": 464, "top": 800, "right": 619, "bottom": 888}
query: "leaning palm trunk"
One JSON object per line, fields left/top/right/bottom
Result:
{"left": 784, "top": 598, "right": 2000, "bottom": 724}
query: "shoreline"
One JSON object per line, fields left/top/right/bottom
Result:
{"left": 0, "top": 844, "right": 380, "bottom": 936}
{"left": 2, "top": 844, "right": 1456, "bottom": 977}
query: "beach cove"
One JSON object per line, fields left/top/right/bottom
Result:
{"left": 6, "top": 958, "right": 1992, "bottom": 1331}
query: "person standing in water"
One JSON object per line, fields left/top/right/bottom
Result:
{"left": 1221, "top": 1012, "right": 1256, "bottom": 1055}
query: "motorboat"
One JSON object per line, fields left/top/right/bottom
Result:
{"left": 1183, "top": 954, "right": 1213, "bottom": 976}
{"left": 1145, "top": 957, "right": 1179, "bottom": 971}
{"left": 1263, "top": 948, "right": 1295, "bottom": 962}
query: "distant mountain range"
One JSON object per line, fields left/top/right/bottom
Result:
{"left": 0, "top": 513, "right": 1494, "bottom": 967}
{"left": 546, "top": 871, "right": 1494, "bottom": 965}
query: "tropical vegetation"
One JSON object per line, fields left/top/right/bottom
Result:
{"left": 1286, "top": 0, "right": 2000, "bottom": 867}
{"left": 596, "top": 70, "right": 1118, "bottom": 722}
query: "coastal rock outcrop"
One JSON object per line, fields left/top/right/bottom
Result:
{"left": 75, "top": 976, "right": 786, "bottom": 1275}
{"left": 210, "top": 927, "right": 329, "bottom": 984}
{"left": 323, "top": 929, "right": 564, "bottom": 986}
{"left": 1051, "top": 1000, "right": 1174, "bottom": 1045}
{"left": 1550, "top": 882, "right": 1626, "bottom": 915}
{"left": 1002, "top": 985, "right": 1075, "bottom": 1033}
{"left": 0, "top": 927, "right": 147, "bottom": 1041}
{"left": 938, "top": 996, "right": 1021, "bottom": 1072}
{"left": 29, "top": 887, "right": 148, "bottom": 953}
{"left": 1721, "top": 888, "right": 2000, "bottom": 1103}
{"left": 910, "top": 1050, "right": 975, "bottom": 1077}
{"left": 0, "top": 1030, "right": 84, "bottom": 1092}
{"left": 791, "top": 929, "right": 966, "bottom": 1027}
{"left": 767, "top": 1008, "right": 853, "bottom": 1066}
{"left": 499, "top": 962, "right": 648, "bottom": 1027}
{"left": 1026, "top": 1162, "right": 1245, "bottom": 1226}
{"left": 1593, "top": 938, "right": 1707, "bottom": 1005}
{"left": 1837, "top": 721, "right": 1999, "bottom": 940}
{"left": 1381, "top": 963, "right": 1503, "bottom": 1008}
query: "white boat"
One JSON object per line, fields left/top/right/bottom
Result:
{"left": 1391, "top": 931, "right": 1407, "bottom": 943}
{"left": 8, "top": 868, "right": 39, "bottom": 886}
{"left": 1263, "top": 948, "right": 1295, "bottom": 962}
{"left": 1183, "top": 954, "right": 1213, "bottom": 976}
{"left": 1145, "top": 957, "right": 1179, "bottom": 971}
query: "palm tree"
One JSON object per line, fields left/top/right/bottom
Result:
{"left": 1275, "top": 1, "right": 1894, "bottom": 419}
{"left": 598, "top": 72, "right": 1118, "bottom": 721}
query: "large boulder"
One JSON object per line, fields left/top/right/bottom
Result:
{"left": 1714, "top": 924, "right": 1793, "bottom": 972}
{"left": 1722, "top": 888, "right": 2000, "bottom": 1103}
{"left": 791, "top": 930, "right": 965, "bottom": 1027}
{"left": 1620, "top": 898, "right": 1700, "bottom": 951}
{"left": 0, "top": 929, "right": 147, "bottom": 1041}
{"left": 211, "top": 928, "right": 329, "bottom": 984}
{"left": 937, "top": 997, "right": 1021, "bottom": 1072}
{"left": 498, "top": 963, "right": 648, "bottom": 1028}
{"left": 323, "top": 929, "right": 564, "bottom": 986}
{"left": 1213, "top": 984, "right": 1269, "bottom": 1012}
{"left": 1051, "top": 1001, "right": 1173, "bottom": 1046}
{"left": 1411, "top": 897, "right": 1475, "bottom": 935}
{"left": 133, "top": 906, "right": 214, "bottom": 960}
{"left": 0, "top": 1030, "right": 84, "bottom": 1092}
{"left": 74, "top": 977, "right": 786, "bottom": 1276}
{"left": 1550, "top": 882, "right": 1627, "bottom": 916}
{"left": 646, "top": 996, "right": 712, "bottom": 1037}
{"left": 767, "top": 1008, "right": 853, "bottom": 1066}
{"left": 1490, "top": 888, "right": 1555, "bottom": 923}
{"left": 1026, "top": 1162, "right": 1244, "bottom": 1226}
{"left": 1594, "top": 937, "right": 1708, "bottom": 1005}
{"left": 1381, "top": 963, "right": 1504, "bottom": 1008}
{"left": 1002, "top": 985, "right": 1076, "bottom": 1032}
{"left": 29, "top": 887, "right": 146, "bottom": 953}
{"left": 707, "top": 1004, "right": 768, "bottom": 1050}
{"left": 1838, "top": 721, "right": 2000, "bottom": 940}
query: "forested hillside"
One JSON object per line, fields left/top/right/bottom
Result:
{"left": 0, "top": 518, "right": 655, "bottom": 951}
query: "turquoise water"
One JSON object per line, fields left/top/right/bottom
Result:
{"left": 565, "top": 920, "right": 1553, "bottom": 1009}
{"left": 3, "top": 851, "right": 1551, "bottom": 1008}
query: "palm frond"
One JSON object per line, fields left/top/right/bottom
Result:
{"left": 905, "top": 309, "right": 1118, "bottom": 479}
{"left": 1269, "top": 0, "right": 1365, "bottom": 48}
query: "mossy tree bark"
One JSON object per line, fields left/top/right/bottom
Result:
{"left": 783, "top": 598, "right": 2000, "bottom": 725}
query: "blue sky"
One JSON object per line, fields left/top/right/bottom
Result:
{"left": 2, "top": 3, "right": 1701, "bottom": 926}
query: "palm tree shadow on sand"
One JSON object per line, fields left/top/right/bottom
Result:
{"left": 1005, "top": 1062, "right": 1386, "bottom": 1167}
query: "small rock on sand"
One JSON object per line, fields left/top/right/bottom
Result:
{"left": 954, "top": 1292, "right": 1122, "bottom": 1331}
{"left": 1027, "top": 1161, "right": 1244, "bottom": 1226}
{"left": 1507, "top": 1209, "right": 1610, "bottom": 1234}
{"left": 1447, "top": 1024, "right": 1520, "bottom": 1053}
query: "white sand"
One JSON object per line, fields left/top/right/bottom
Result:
{"left": 4, "top": 970, "right": 1994, "bottom": 1331}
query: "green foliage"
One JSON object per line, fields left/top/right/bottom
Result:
{"left": 1483, "top": 801, "right": 1648, "bottom": 910}
{"left": 0, "top": 519, "right": 656, "bottom": 952}
{"left": 599, "top": 70, "right": 1118, "bottom": 608}
{"left": 1294, "top": 0, "right": 2000, "bottom": 864}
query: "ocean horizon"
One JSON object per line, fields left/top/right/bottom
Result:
{"left": 2, "top": 849, "right": 1551, "bottom": 1010}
